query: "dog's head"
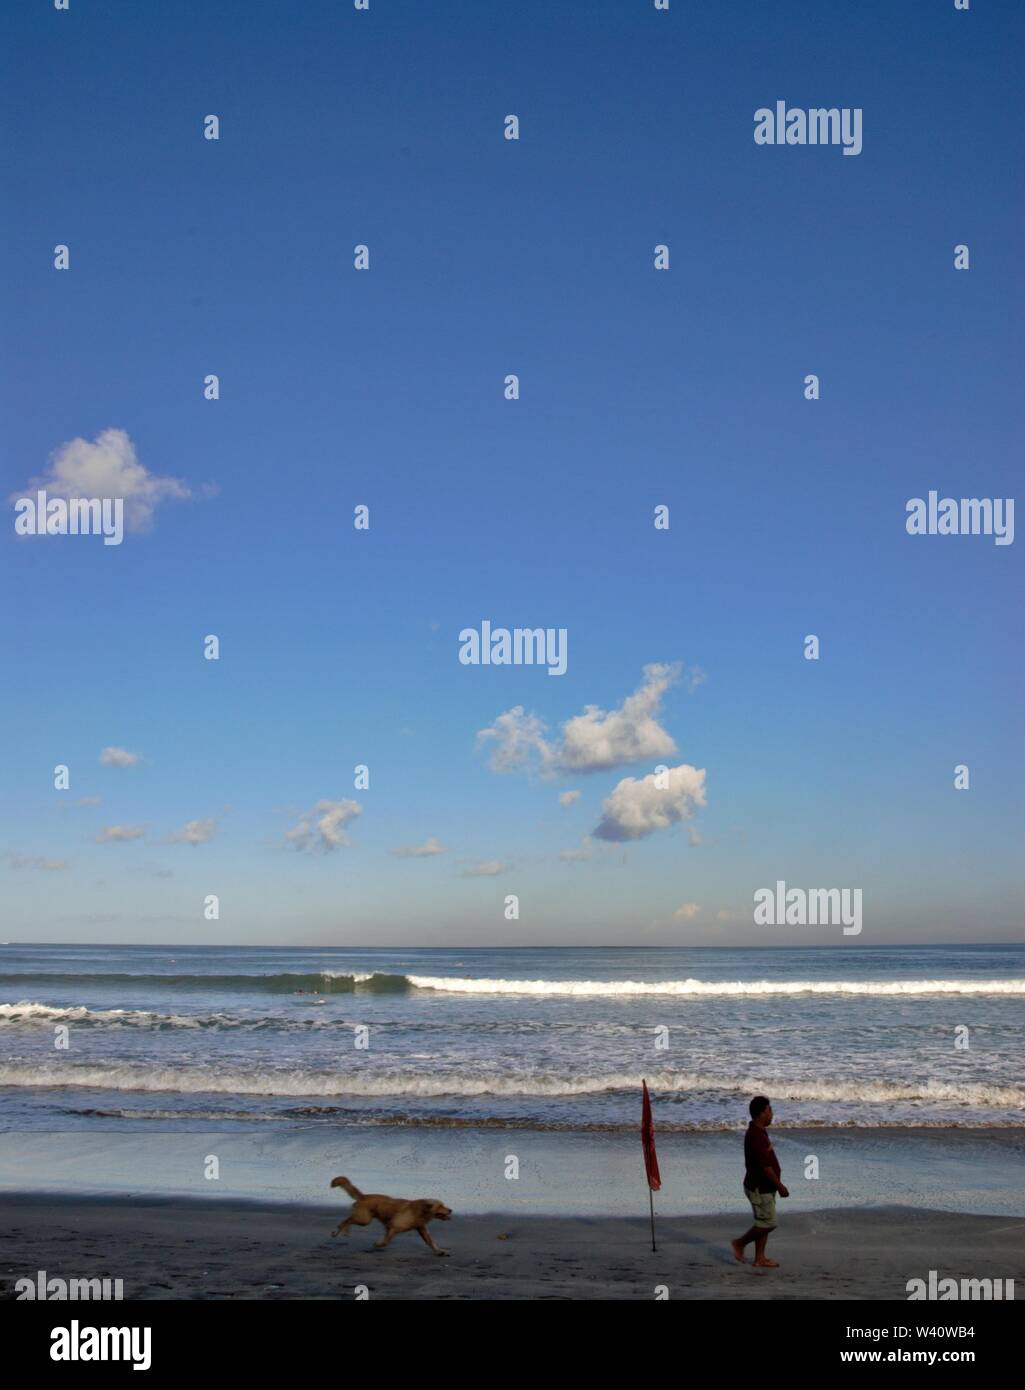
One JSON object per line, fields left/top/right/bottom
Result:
{"left": 430, "top": 1201, "right": 453, "bottom": 1221}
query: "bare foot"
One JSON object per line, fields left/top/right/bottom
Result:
{"left": 730, "top": 1239, "right": 746, "bottom": 1263}
{"left": 752, "top": 1258, "right": 779, "bottom": 1268}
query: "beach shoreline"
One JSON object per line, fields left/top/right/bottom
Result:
{"left": 3, "top": 1123, "right": 1022, "bottom": 1217}
{"left": 2, "top": 1193, "right": 1022, "bottom": 1301}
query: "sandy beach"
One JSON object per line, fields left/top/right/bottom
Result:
{"left": 2, "top": 1194, "right": 1022, "bottom": 1301}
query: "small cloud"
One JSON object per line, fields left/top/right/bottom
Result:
{"left": 476, "top": 706, "right": 550, "bottom": 774}
{"left": 674, "top": 902, "right": 701, "bottom": 921}
{"left": 592, "top": 764, "right": 707, "bottom": 843}
{"left": 5, "top": 853, "right": 68, "bottom": 871}
{"left": 100, "top": 747, "right": 140, "bottom": 768}
{"left": 285, "top": 800, "right": 362, "bottom": 853}
{"left": 716, "top": 910, "right": 736, "bottom": 923}
{"left": 685, "top": 667, "right": 707, "bottom": 694}
{"left": 478, "top": 664, "right": 687, "bottom": 776}
{"left": 76, "top": 795, "right": 102, "bottom": 807}
{"left": 390, "top": 836, "right": 447, "bottom": 858}
{"left": 13, "top": 428, "right": 191, "bottom": 532}
{"left": 96, "top": 825, "right": 146, "bottom": 843}
{"left": 460, "top": 860, "right": 507, "bottom": 878}
{"left": 557, "top": 663, "right": 681, "bottom": 772}
{"left": 168, "top": 817, "right": 217, "bottom": 847}
{"left": 558, "top": 790, "right": 581, "bottom": 808}
{"left": 686, "top": 826, "right": 704, "bottom": 847}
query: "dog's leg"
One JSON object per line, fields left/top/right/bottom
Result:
{"left": 416, "top": 1225, "right": 449, "bottom": 1256}
{"left": 373, "top": 1225, "right": 398, "bottom": 1250}
{"left": 331, "top": 1217, "right": 354, "bottom": 1238}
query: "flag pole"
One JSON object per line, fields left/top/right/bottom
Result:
{"left": 641, "top": 1077, "right": 660, "bottom": 1253}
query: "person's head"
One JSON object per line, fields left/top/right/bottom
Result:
{"left": 749, "top": 1095, "right": 773, "bottom": 1126}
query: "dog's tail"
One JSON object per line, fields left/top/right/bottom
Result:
{"left": 330, "top": 1175, "right": 363, "bottom": 1199}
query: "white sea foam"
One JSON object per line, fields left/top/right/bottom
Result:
{"left": 0, "top": 1000, "right": 364, "bottom": 1031}
{"left": 1, "top": 1060, "right": 1020, "bottom": 1108}
{"left": 406, "top": 975, "right": 1025, "bottom": 997}
{"left": 0, "top": 1001, "right": 202, "bottom": 1028}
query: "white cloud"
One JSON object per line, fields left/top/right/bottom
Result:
{"left": 169, "top": 817, "right": 217, "bottom": 846}
{"left": 717, "top": 910, "right": 736, "bottom": 923}
{"left": 76, "top": 796, "right": 102, "bottom": 807}
{"left": 592, "top": 764, "right": 707, "bottom": 843}
{"left": 478, "top": 664, "right": 685, "bottom": 775}
{"left": 460, "top": 860, "right": 507, "bottom": 877}
{"left": 96, "top": 825, "right": 145, "bottom": 843}
{"left": 285, "top": 800, "right": 362, "bottom": 853}
{"left": 100, "top": 747, "right": 140, "bottom": 768}
{"left": 15, "top": 428, "right": 191, "bottom": 532}
{"left": 674, "top": 902, "right": 701, "bottom": 921}
{"left": 476, "top": 706, "right": 551, "bottom": 773}
{"left": 390, "top": 836, "right": 447, "bottom": 858}
{"left": 558, "top": 790, "right": 581, "bottom": 808}
{"left": 558, "top": 663, "right": 680, "bottom": 771}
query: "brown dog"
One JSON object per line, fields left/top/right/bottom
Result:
{"left": 330, "top": 1176, "right": 453, "bottom": 1255}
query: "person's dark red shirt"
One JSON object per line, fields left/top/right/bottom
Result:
{"left": 744, "top": 1121, "right": 782, "bottom": 1193}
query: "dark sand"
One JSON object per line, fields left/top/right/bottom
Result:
{"left": 2, "top": 1195, "right": 1022, "bottom": 1300}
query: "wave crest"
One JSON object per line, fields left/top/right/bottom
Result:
{"left": 2, "top": 1060, "right": 1021, "bottom": 1108}
{"left": 5, "top": 972, "right": 1023, "bottom": 999}
{"left": 0, "top": 971, "right": 409, "bottom": 995}
{"left": 407, "top": 975, "right": 1025, "bottom": 997}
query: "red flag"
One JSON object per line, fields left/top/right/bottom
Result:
{"left": 641, "top": 1079, "right": 661, "bottom": 1191}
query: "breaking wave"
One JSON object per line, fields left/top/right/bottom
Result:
{"left": 0, "top": 1001, "right": 204, "bottom": 1028}
{"left": 4, "top": 972, "right": 1023, "bottom": 999}
{"left": 405, "top": 975, "right": 1025, "bottom": 998}
{"left": 0, "top": 1001, "right": 363, "bottom": 1030}
{"left": 2, "top": 1060, "right": 1021, "bottom": 1109}
{"left": 0, "top": 971, "right": 409, "bottom": 995}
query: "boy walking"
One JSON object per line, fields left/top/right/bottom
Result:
{"left": 731, "top": 1095, "right": 788, "bottom": 1268}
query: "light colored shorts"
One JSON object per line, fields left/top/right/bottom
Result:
{"left": 744, "top": 1187, "right": 777, "bottom": 1230}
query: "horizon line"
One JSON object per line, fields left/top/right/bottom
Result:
{"left": 4, "top": 940, "right": 1021, "bottom": 952}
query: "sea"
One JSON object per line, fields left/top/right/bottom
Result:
{"left": 1, "top": 942, "right": 1022, "bottom": 1213}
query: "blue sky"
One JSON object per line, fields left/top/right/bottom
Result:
{"left": 2, "top": 0, "right": 1022, "bottom": 946}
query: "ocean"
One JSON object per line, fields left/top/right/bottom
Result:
{"left": 2, "top": 942, "right": 1022, "bottom": 1134}
{"left": 2, "top": 941, "right": 1023, "bottom": 1215}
